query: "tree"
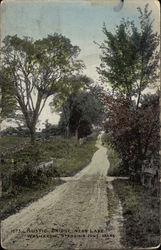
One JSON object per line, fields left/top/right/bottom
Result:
{"left": 51, "top": 75, "right": 93, "bottom": 138}
{"left": 0, "top": 34, "right": 84, "bottom": 144}
{"left": 51, "top": 74, "right": 86, "bottom": 140}
{"left": 97, "top": 5, "right": 160, "bottom": 181}
{"left": 103, "top": 92, "right": 159, "bottom": 180}
{"left": 97, "top": 4, "right": 159, "bottom": 104}
{"left": 59, "top": 90, "right": 105, "bottom": 141}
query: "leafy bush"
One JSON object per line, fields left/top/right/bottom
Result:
{"left": 102, "top": 133, "right": 128, "bottom": 176}
{"left": 0, "top": 127, "right": 30, "bottom": 137}
{"left": 103, "top": 94, "right": 159, "bottom": 178}
{"left": 2, "top": 162, "right": 51, "bottom": 195}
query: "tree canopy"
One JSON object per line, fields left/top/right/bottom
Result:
{"left": 97, "top": 4, "right": 159, "bottom": 104}
{"left": 0, "top": 34, "right": 84, "bottom": 143}
{"left": 59, "top": 90, "right": 105, "bottom": 140}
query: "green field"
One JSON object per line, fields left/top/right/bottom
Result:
{"left": 0, "top": 136, "right": 97, "bottom": 219}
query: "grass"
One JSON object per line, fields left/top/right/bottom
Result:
{"left": 0, "top": 135, "right": 27, "bottom": 146}
{"left": 0, "top": 136, "right": 97, "bottom": 220}
{"left": 0, "top": 135, "right": 29, "bottom": 151}
{"left": 112, "top": 179, "right": 160, "bottom": 248}
{"left": 106, "top": 186, "right": 118, "bottom": 219}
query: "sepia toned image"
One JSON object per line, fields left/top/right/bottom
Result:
{"left": 0, "top": 0, "right": 160, "bottom": 249}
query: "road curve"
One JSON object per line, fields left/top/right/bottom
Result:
{"left": 1, "top": 141, "right": 124, "bottom": 249}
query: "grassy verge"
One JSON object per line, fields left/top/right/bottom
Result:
{"left": 106, "top": 186, "right": 118, "bottom": 219}
{"left": 0, "top": 136, "right": 97, "bottom": 220}
{"left": 112, "top": 179, "right": 160, "bottom": 248}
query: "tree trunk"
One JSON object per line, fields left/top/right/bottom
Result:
{"left": 29, "top": 92, "right": 42, "bottom": 145}
{"left": 30, "top": 127, "right": 36, "bottom": 145}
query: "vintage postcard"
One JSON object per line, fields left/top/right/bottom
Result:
{"left": 0, "top": 0, "right": 160, "bottom": 249}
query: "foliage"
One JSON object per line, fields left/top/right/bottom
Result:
{"left": 97, "top": 4, "right": 159, "bottom": 102}
{"left": 102, "top": 133, "right": 126, "bottom": 176}
{"left": 103, "top": 92, "right": 160, "bottom": 176}
{"left": 59, "top": 90, "right": 105, "bottom": 139}
{"left": 0, "top": 126, "right": 30, "bottom": 137}
{"left": 97, "top": 5, "right": 160, "bottom": 179}
{"left": 0, "top": 68, "right": 17, "bottom": 118}
{"left": 51, "top": 75, "right": 92, "bottom": 108}
{"left": 0, "top": 34, "right": 84, "bottom": 144}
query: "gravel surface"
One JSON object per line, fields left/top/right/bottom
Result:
{"left": 1, "top": 141, "right": 124, "bottom": 249}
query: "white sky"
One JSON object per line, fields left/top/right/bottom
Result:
{"left": 1, "top": 0, "right": 160, "bottom": 129}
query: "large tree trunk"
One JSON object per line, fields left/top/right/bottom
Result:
{"left": 29, "top": 92, "right": 42, "bottom": 145}
{"left": 30, "top": 127, "right": 36, "bottom": 145}
{"left": 17, "top": 91, "right": 43, "bottom": 145}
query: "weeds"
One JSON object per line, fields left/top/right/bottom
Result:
{"left": 106, "top": 187, "right": 118, "bottom": 219}
{"left": 113, "top": 179, "right": 160, "bottom": 248}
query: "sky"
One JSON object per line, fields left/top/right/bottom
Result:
{"left": 1, "top": 0, "right": 160, "bottom": 129}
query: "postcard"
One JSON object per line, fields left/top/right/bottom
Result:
{"left": 0, "top": 0, "right": 160, "bottom": 249}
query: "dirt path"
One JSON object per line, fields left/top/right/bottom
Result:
{"left": 1, "top": 140, "right": 124, "bottom": 249}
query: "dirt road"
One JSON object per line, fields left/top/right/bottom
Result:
{"left": 1, "top": 141, "right": 124, "bottom": 249}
